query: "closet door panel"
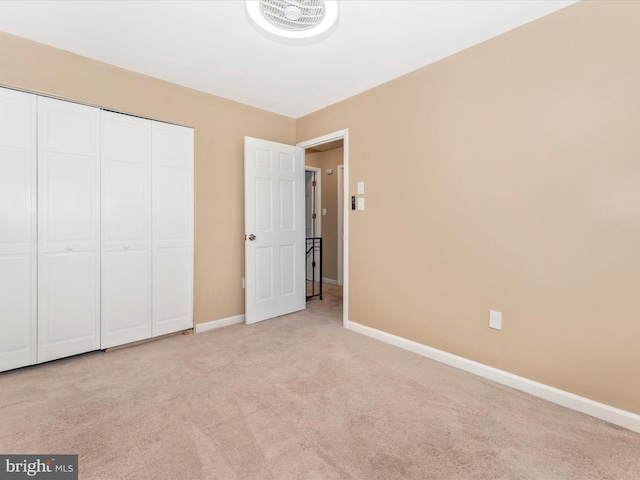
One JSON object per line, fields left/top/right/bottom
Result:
{"left": 153, "top": 247, "right": 192, "bottom": 330}
{"left": 0, "top": 255, "right": 34, "bottom": 371}
{"left": 44, "top": 108, "right": 97, "bottom": 155}
{"left": 101, "top": 111, "right": 151, "bottom": 348}
{"left": 152, "top": 121, "right": 194, "bottom": 336}
{"left": 154, "top": 167, "right": 191, "bottom": 246}
{"left": 101, "top": 249, "right": 149, "bottom": 343}
{"left": 39, "top": 252, "right": 98, "bottom": 361}
{"left": 103, "top": 161, "right": 148, "bottom": 248}
{"left": 38, "top": 97, "right": 100, "bottom": 363}
{"left": 0, "top": 148, "right": 32, "bottom": 253}
{"left": 41, "top": 152, "right": 97, "bottom": 248}
{"left": 0, "top": 87, "right": 36, "bottom": 372}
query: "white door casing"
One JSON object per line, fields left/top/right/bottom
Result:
{"left": 0, "top": 87, "right": 37, "bottom": 371}
{"left": 37, "top": 96, "right": 101, "bottom": 363}
{"left": 337, "top": 164, "right": 344, "bottom": 286}
{"left": 297, "top": 129, "right": 349, "bottom": 327}
{"left": 101, "top": 111, "right": 152, "bottom": 348}
{"left": 245, "top": 137, "right": 305, "bottom": 324}
{"left": 152, "top": 121, "right": 194, "bottom": 336}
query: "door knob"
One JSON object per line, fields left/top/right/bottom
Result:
{"left": 66, "top": 246, "right": 73, "bottom": 251}
{"left": 248, "top": 234, "right": 256, "bottom": 241}
{"left": 124, "top": 245, "right": 130, "bottom": 250}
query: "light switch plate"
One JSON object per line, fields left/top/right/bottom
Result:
{"left": 489, "top": 310, "right": 502, "bottom": 330}
{"left": 357, "top": 181, "right": 365, "bottom": 194}
{"left": 357, "top": 197, "right": 365, "bottom": 210}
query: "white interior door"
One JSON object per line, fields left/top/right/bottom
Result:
{"left": 0, "top": 87, "right": 37, "bottom": 372}
{"left": 101, "top": 111, "right": 152, "bottom": 348}
{"left": 244, "top": 136, "right": 305, "bottom": 324}
{"left": 152, "top": 121, "right": 194, "bottom": 336}
{"left": 37, "top": 96, "right": 101, "bottom": 363}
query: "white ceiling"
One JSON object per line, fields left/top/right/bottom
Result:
{"left": 0, "top": 0, "right": 577, "bottom": 118}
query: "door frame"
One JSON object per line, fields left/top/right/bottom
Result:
{"left": 297, "top": 129, "right": 348, "bottom": 328}
{"left": 337, "top": 164, "right": 344, "bottom": 287}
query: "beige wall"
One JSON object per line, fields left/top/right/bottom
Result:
{"left": 305, "top": 147, "right": 343, "bottom": 281}
{"left": 0, "top": 31, "right": 296, "bottom": 325}
{"left": 297, "top": 1, "right": 640, "bottom": 414}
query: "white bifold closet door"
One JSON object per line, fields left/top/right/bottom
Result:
{"left": 37, "top": 97, "right": 101, "bottom": 363}
{"left": 0, "top": 87, "right": 37, "bottom": 371}
{"left": 100, "top": 111, "right": 152, "bottom": 348}
{"left": 152, "top": 121, "right": 194, "bottom": 336}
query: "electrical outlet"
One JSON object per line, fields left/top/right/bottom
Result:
{"left": 489, "top": 310, "right": 502, "bottom": 330}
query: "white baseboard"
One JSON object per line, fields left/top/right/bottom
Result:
{"left": 195, "top": 314, "right": 244, "bottom": 334}
{"left": 347, "top": 321, "right": 640, "bottom": 433}
{"left": 322, "top": 277, "right": 339, "bottom": 286}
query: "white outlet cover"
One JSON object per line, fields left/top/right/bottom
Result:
{"left": 357, "top": 197, "right": 365, "bottom": 210}
{"left": 357, "top": 181, "right": 365, "bottom": 194}
{"left": 489, "top": 310, "right": 502, "bottom": 330}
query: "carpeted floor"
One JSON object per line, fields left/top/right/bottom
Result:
{"left": 1, "top": 285, "right": 639, "bottom": 479}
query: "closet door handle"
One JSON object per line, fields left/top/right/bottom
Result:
{"left": 66, "top": 245, "right": 73, "bottom": 251}
{"left": 248, "top": 234, "right": 256, "bottom": 241}
{"left": 124, "top": 245, "right": 130, "bottom": 250}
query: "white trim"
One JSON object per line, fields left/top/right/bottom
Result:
{"left": 347, "top": 321, "right": 640, "bottom": 433}
{"left": 337, "top": 164, "right": 344, "bottom": 286}
{"left": 322, "top": 277, "right": 339, "bottom": 286}
{"left": 298, "top": 129, "right": 349, "bottom": 328}
{"left": 297, "top": 130, "right": 347, "bottom": 150}
{"left": 195, "top": 314, "right": 245, "bottom": 333}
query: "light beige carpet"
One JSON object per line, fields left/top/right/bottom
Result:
{"left": 1, "top": 285, "right": 639, "bottom": 479}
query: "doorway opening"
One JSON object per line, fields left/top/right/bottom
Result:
{"left": 298, "top": 130, "right": 348, "bottom": 327}
{"left": 305, "top": 166, "right": 322, "bottom": 300}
